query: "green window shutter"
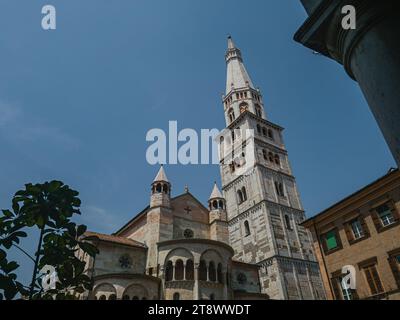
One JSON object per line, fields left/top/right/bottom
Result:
{"left": 325, "top": 230, "right": 338, "bottom": 251}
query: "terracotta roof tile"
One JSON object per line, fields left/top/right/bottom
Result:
{"left": 83, "top": 231, "right": 147, "bottom": 249}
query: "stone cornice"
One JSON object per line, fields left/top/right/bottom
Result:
{"left": 257, "top": 255, "right": 319, "bottom": 269}
{"left": 222, "top": 163, "right": 295, "bottom": 191}
{"left": 228, "top": 199, "right": 305, "bottom": 225}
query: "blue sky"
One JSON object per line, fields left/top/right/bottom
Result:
{"left": 0, "top": 0, "right": 395, "bottom": 285}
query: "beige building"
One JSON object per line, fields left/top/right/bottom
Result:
{"left": 81, "top": 166, "right": 268, "bottom": 300}
{"left": 302, "top": 168, "right": 400, "bottom": 300}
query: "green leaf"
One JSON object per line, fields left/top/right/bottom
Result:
{"left": 49, "top": 181, "right": 63, "bottom": 192}
{"left": 76, "top": 225, "right": 87, "bottom": 237}
{"left": 2, "top": 210, "right": 13, "bottom": 218}
{"left": 3, "top": 261, "right": 19, "bottom": 273}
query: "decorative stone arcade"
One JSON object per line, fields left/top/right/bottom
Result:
{"left": 295, "top": 0, "right": 400, "bottom": 166}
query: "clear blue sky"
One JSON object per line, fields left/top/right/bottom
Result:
{"left": 0, "top": 0, "right": 395, "bottom": 286}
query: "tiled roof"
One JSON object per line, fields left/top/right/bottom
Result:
{"left": 83, "top": 231, "right": 147, "bottom": 249}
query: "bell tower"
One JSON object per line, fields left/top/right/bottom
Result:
{"left": 208, "top": 183, "right": 229, "bottom": 244}
{"left": 219, "top": 37, "right": 326, "bottom": 300}
{"left": 150, "top": 165, "right": 171, "bottom": 208}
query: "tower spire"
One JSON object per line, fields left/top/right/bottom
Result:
{"left": 225, "top": 36, "right": 255, "bottom": 95}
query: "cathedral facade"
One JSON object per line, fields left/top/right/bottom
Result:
{"left": 81, "top": 37, "right": 326, "bottom": 300}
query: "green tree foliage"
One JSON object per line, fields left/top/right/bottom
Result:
{"left": 0, "top": 181, "right": 99, "bottom": 300}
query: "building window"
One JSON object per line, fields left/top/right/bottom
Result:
{"left": 257, "top": 124, "right": 261, "bottom": 134}
{"left": 199, "top": 260, "right": 207, "bottom": 281}
{"left": 186, "top": 259, "right": 194, "bottom": 280}
{"left": 184, "top": 229, "right": 194, "bottom": 239}
{"left": 241, "top": 187, "right": 247, "bottom": 201}
{"left": 284, "top": 215, "right": 292, "bottom": 230}
{"left": 228, "top": 108, "right": 235, "bottom": 123}
{"left": 210, "top": 294, "right": 215, "bottom": 300}
{"left": 237, "top": 189, "right": 244, "bottom": 204}
{"left": 274, "top": 154, "right": 281, "bottom": 166}
{"left": 362, "top": 264, "right": 384, "bottom": 296}
{"left": 262, "top": 149, "right": 267, "bottom": 160}
{"left": 267, "top": 129, "right": 274, "bottom": 140}
{"left": 175, "top": 260, "right": 184, "bottom": 281}
{"left": 321, "top": 229, "right": 341, "bottom": 253}
{"left": 350, "top": 219, "right": 364, "bottom": 239}
{"left": 217, "top": 263, "right": 223, "bottom": 284}
{"left": 377, "top": 204, "right": 395, "bottom": 227}
{"left": 388, "top": 249, "right": 400, "bottom": 289}
{"left": 173, "top": 293, "right": 180, "bottom": 300}
{"left": 275, "top": 181, "right": 285, "bottom": 197}
{"left": 345, "top": 216, "right": 369, "bottom": 244}
{"left": 148, "top": 267, "right": 153, "bottom": 276}
{"left": 244, "top": 220, "right": 251, "bottom": 237}
{"left": 209, "top": 262, "right": 216, "bottom": 282}
{"left": 119, "top": 255, "right": 132, "bottom": 269}
{"left": 165, "top": 261, "right": 173, "bottom": 282}
{"left": 331, "top": 274, "right": 358, "bottom": 300}
{"left": 255, "top": 105, "right": 262, "bottom": 117}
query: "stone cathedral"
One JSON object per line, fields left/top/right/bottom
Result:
{"left": 80, "top": 37, "right": 326, "bottom": 300}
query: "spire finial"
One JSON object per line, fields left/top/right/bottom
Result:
{"left": 227, "top": 35, "right": 236, "bottom": 49}
{"left": 153, "top": 165, "right": 169, "bottom": 183}
{"left": 209, "top": 182, "right": 223, "bottom": 200}
{"left": 184, "top": 185, "right": 189, "bottom": 193}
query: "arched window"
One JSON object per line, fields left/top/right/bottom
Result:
{"left": 285, "top": 215, "right": 292, "bottom": 230}
{"left": 217, "top": 263, "right": 223, "bottom": 284}
{"left": 228, "top": 108, "right": 235, "bottom": 123}
{"left": 156, "top": 183, "right": 162, "bottom": 193}
{"left": 257, "top": 124, "right": 261, "bottom": 134}
{"left": 241, "top": 187, "right": 247, "bottom": 201}
{"left": 218, "top": 200, "right": 224, "bottom": 209}
{"left": 210, "top": 294, "right": 215, "bottom": 300}
{"left": 237, "top": 190, "right": 244, "bottom": 204}
{"left": 175, "top": 260, "right": 184, "bottom": 281}
{"left": 262, "top": 127, "right": 267, "bottom": 136}
{"left": 244, "top": 220, "right": 251, "bottom": 237}
{"left": 268, "top": 129, "right": 274, "bottom": 140}
{"left": 262, "top": 149, "right": 268, "bottom": 160}
{"left": 268, "top": 152, "right": 274, "bottom": 162}
{"left": 199, "top": 260, "right": 207, "bottom": 281}
{"left": 274, "top": 154, "right": 281, "bottom": 166}
{"left": 109, "top": 294, "right": 116, "bottom": 300}
{"left": 163, "top": 184, "right": 169, "bottom": 194}
{"left": 173, "top": 293, "right": 180, "bottom": 300}
{"left": 213, "top": 200, "right": 218, "bottom": 210}
{"left": 165, "top": 261, "right": 173, "bottom": 281}
{"left": 122, "top": 295, "right": 130, "bottom": 300}
{"left": 209, "top": 262, "right": 216, "bottom": 282}
{"left": 279, "top": 183, "right": 285, "bottom": 197}
{"left": 132, "top": 296, "right": 139, "bottom": 300}
{"left": 255, "top": 105, "right": 262, "bottom": 117}
{"left": 99, "top": 295, "right": 106, "bottom": 300}
{"left": 275, "top": 181, "right": 282, "bottom": 197}
{"left": 186, "top": 259, "right": 194, "bottom": 280}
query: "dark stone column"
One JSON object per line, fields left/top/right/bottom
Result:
{"left": 294, "top": 0, "right": 400, "bottom": 166}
